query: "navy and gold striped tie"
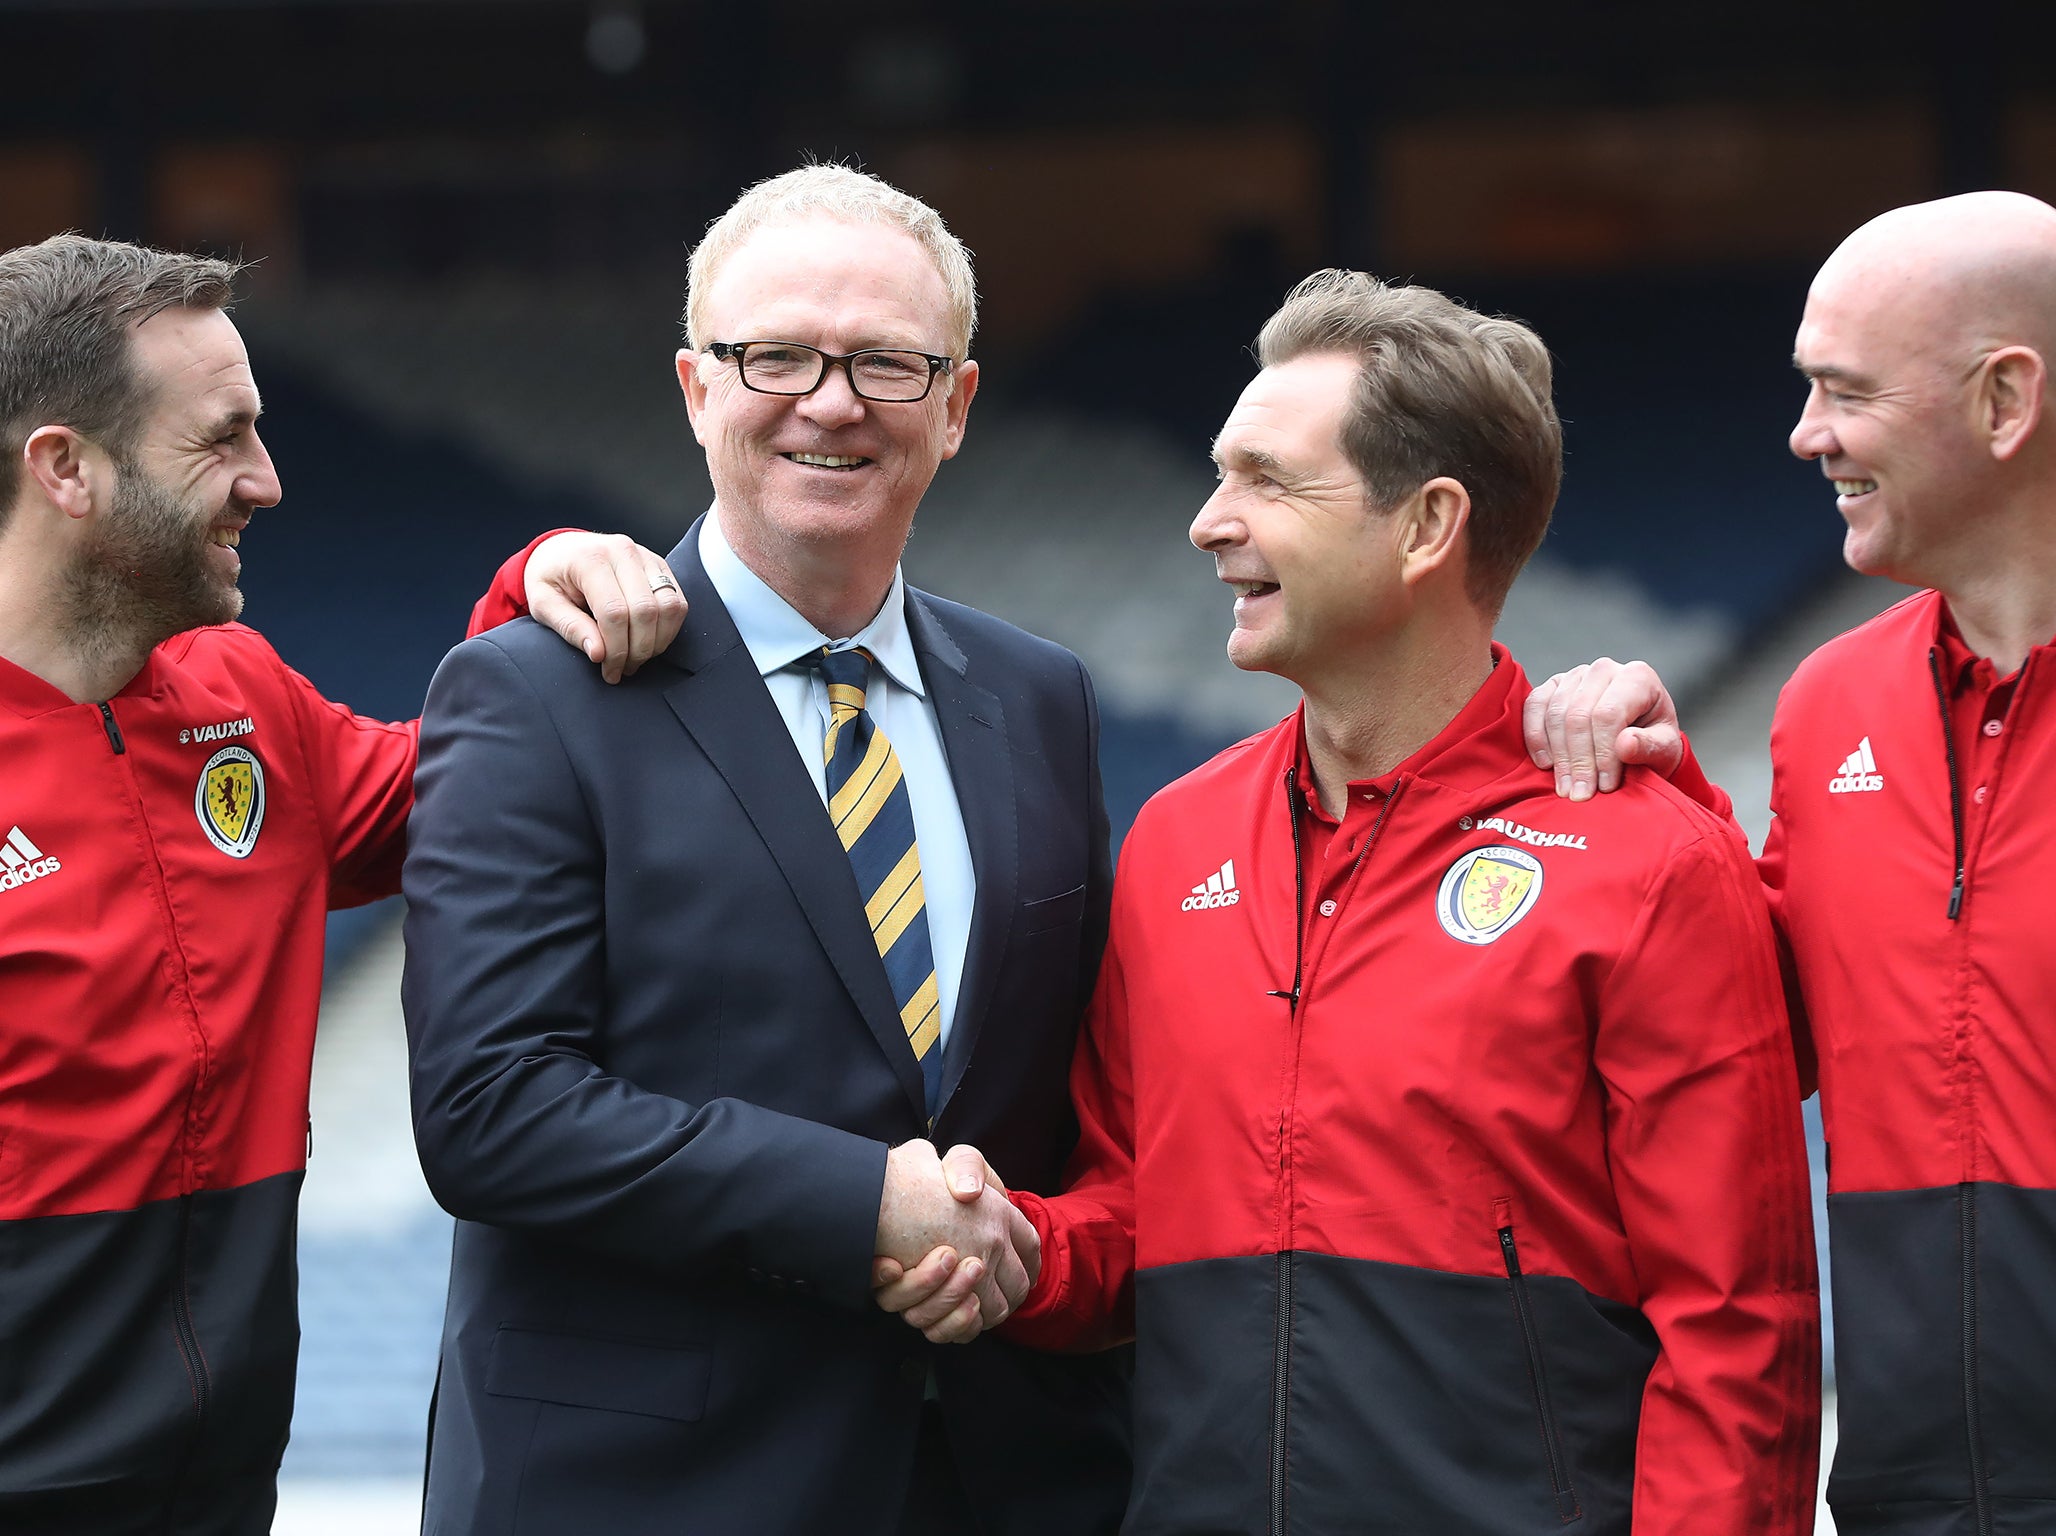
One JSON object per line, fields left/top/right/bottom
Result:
{"left": 808, "top": 646, "right": 942, "bottom": 1115}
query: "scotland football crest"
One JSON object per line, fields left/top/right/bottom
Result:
{"left": 196, "top": 745, "right": 266, "bottom": 859}
{"left": 1436, "top": 844, "right": 1542, "bottom": 945}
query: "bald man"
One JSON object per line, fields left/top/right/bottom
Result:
{"left": 1528, "top": 191, "right": 2056, "bottom": 1535}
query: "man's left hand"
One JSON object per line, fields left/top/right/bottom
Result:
{"left": 526, "top": 532, "right": 687, "bottom": 683}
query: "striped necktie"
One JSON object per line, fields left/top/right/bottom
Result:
{"left": 807, "top": 646, "right": 942, "bottom": 1116}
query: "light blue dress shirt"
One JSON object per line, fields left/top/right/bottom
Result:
{"left": 699, "top": 511, "right": 976, "bottom": 1053}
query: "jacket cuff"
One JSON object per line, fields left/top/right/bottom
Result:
{"left": 999, "top": 1189, "right": 1076, "bottom": 1346}
{"left": 467, "top": 528, "right": 582, "bottom": 637}
{"left": 1667, "top": 733, "right": 1733, "bottom": 822}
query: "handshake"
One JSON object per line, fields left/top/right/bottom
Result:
{"left": 870, "top": 1139, "right": 1038, "bottom": 1345}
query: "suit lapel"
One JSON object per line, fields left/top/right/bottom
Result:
{"left": 906, "top": 592, "right": 1018, "bottom": 1115}
{"left": 659, "top": 525, "right": 927, "bottom": 1121}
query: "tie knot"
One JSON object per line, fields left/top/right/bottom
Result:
{"left": 809, "top": 645, "right": 872, "bottom": 700}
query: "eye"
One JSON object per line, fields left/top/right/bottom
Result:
{"left": 855, "top": 352, "right": 924, "bottom": 379}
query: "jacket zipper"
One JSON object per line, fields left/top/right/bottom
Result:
{"left": 1499, "top": 1224, "right": 1580, "bottom": 1522}
{"left": 1927, "top": 648, "right": 1965, "bottom": 920}
{"left": 1266, "top": 768, "right": 1308, "bottom": 1009}
{"left": 1958, "top": 1183, "right": 1992, "bottom": 1535}
{"left": 1270, "top": 1248, "right": 1294, "bottom": 1536}
{"left": 1262, "top": 767, "right": 1401, "bottom": 1534}
{"left": 99, "top": 700, "right": 127, "bottom": 754}
{"left": 1931, "top": 653, "right": 1990, "bottom": 1529}
{"left": 168, "top": 1194, "right": 212, "bottom": 1494}
{"left": 1267, "top": 768, "right": 1303, "bottom": 1536}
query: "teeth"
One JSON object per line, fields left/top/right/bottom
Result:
{"left": 789, "top": 453, "right": 865, "bottom": 468}
{"left": 1233, "top": 581, "right": 1274, "bottom": 597}
{"left": 209, "top": 529, "right": 240, "bottom": 547}
{"left": 1834, "top": 479, "right": 1877, "bottom": 496}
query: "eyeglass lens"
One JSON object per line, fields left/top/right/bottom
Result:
{"left": 738, "top": 343, "right": 937, "bottom": 401}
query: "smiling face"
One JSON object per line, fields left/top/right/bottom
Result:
{"left": 1189, "top": 352, "right": 1409, "bottom": 689}
{"left": 78, "top": 307, "right": 281, "bottom": 634}
{"left": 679, "top": 217, "right": 978, "bottom": 582}
{"left": 1789, "top": 262, "right": 1994, "bottom": 585}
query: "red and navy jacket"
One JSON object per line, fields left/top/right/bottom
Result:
{"left": 1762, "top": 589, "right": 2056, "bottom": 1534}
{"left": 1007, "top": 650, "right": 1820, "bottom": 1536}
{"left": 0, "top": 561, "right": 536, "bottom": 1534}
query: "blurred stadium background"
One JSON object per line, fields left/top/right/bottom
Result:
{"left": 9, "top": 0, "right": 2055, "bottom": 1527}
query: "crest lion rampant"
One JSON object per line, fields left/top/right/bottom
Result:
{"left": 1436, "top": 844, "right": 1542, "bottom": 945}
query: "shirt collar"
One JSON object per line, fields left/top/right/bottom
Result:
{"left": 698, "top": 508, "right": 926, "bottom": 697}
{"left": 1934, "top": 602, "right": 2052, "bottom": 696}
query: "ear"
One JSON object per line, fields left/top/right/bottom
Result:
{"left": 938, "top": 359, "right": 980, "bottom": 460}
{"left": 19, "top": 425, "right": 107, "bottom": 522}
{"left": 1982, "top": 345, "right": 2046, "bottom": 461}
{"left": 677, "top": 348, "right": 711, "bottom": 446}
{"left": 1399, "top": 476, "right": 1472, "bottom": 588}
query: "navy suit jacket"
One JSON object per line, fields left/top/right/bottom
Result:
{"left": 402, "top": 524, "right": 1131, "bottom": 1536}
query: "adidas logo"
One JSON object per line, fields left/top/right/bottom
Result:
{"left": 0, "top": 825, "right": 62, "bottom": 893}
{"left": 1180, "top": 859, "right": 1241, "bottom": 911}
{"left": 1829, "top": 736, "right": 1885, "bottom": 794}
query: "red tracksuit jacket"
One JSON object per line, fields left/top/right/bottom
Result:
{"left": 0, "top": 555, "right": 539, "bottom": 1534}
{"left": 1763, "top": 589, "right": 2056, "bottom": 1533}
{"left": 1008, "top": 650, "right": 1819, "bottom": 1536}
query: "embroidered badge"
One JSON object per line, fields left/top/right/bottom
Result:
{"left": 196, "top": 745, "right": 266, "bottom": 858}
{"left": 1436, "top": 844, "right": 1542, "bottom": 945}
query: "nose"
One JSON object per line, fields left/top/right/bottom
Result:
{"left": 240, "top": 428, "right": 283, "bottom": 509}
{"left": 1789, "top": 383, "right": 1834, "bottom": 462}
{"left": 1189, "top": 484, "right": 1240, "bottom": 553}
{"left": 796, "top": 360, "right": 867, "bottom": 430}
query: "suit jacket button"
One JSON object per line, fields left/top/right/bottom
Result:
{"left": 899, "top": 1356, "right": 927, "bottom": 1388}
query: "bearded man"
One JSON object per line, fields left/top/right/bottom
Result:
{"left": 0, "top": 234, "right": 680, "bottom": 1534}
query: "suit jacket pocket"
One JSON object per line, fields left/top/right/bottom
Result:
{"left": 485, "top": 1326, "right": 711, "bottom": 1422}
{"left": 1020, "top": 883, "right": 1087, "bottom": 936}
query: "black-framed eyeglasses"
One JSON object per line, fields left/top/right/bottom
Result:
{"left": 706, "top": 340, "right": 955, "bottom": 403}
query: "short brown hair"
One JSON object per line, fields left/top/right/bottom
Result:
{"left": 0, "top": 235, "right": 241, "bottom": 522}
{"left": 1256, "top": 270, "right": 1561, "bottom": 613}
{"left": 684, "top": 164, "right": 977, "bottom": 359}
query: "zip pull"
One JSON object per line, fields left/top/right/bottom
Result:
{"left": 1928, "top": 647, "right": 1966, "bottom": 922}
{"left": 1276, "top": 766, "right": 1308, "bottom": 1013}
{"left": 98, "top": 701, "right": 126, "bottom": 755}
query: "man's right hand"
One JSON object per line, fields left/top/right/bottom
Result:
{"left": 525, "top": 531, "right": 687, "bottom": 684}
{"left": 1522, "top": 657, "right": 1683, "bottom": 800}
{"left": 873, "top": 1141, "right": 1039, "bottom": 1344}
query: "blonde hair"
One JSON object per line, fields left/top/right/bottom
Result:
{"left": 683, "top": 164, "right": 977, "bottom": 358}
{"left": 1258, "top": 270, "right": 1561, "bottom": 614}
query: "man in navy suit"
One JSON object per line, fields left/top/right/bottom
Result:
{"left": 402, "top": 166, "right": 1130, "bottom": 1535}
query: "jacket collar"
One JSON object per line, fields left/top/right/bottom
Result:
{"left": 1279, "top": 642, "right": 1539, "bottom": 801}
{"left": 0, "top": 640, "right": 166, "bottom": 719}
